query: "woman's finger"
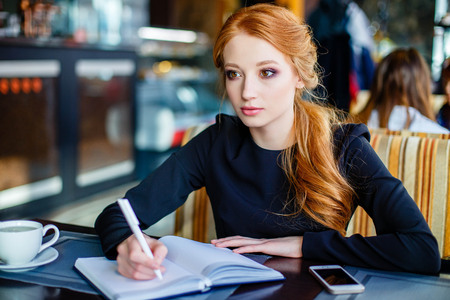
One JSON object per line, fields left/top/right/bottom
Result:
{"left": 147, "top": 237, "right": 168, "bottom": 267}
{"left": 214, "top": 236, "right": 303, "bottom": 258}
{"left": 211, "top": 235, "right": 243, "bottom": 243}
{"left": 212, "top": 236, "right": 264, "bottom": 248}
{"left": 116, "top": 235, "right": 167, "bottom": 280}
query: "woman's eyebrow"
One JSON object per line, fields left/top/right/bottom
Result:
{"left": 224, "top": 63, "right": 239, "bottom": 68}
{"left": 256, "top": 60, "right": 279, "bottom": 66}
{"left": 224, "top": 60, "right": 279, "bottom": 68}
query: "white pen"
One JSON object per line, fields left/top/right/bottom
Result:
{"left": 117, "top": 198, "right": 163, "bottom": 280}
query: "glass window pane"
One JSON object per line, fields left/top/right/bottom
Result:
{"left": 75, "top": 59, "right": 135, "bottom": 186}
{"left": 0, "top": 60, "right": 61, "bottom": 209}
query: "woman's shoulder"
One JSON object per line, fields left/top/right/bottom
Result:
{"left": 385, "top": 105, "right": 449, "bottom": 134}
{"left": 187, "top": 114, "right": 241, "bottom": 136}
{"left": 208, "top": 113, "right": 248, "bottom": 138}
{"left": 405, "top": 107, "right": 450, "bottom": 134}
{"left": 333, "top": 123, "right": 374, "bottom": 173}
{"left": 333, "top": 123, "right": 371, "bottom": 146}
{"left": 214, "top": 113, "right": 243, "bottom": 129}
{"left": 183, "top": 113, "right": 247, "bottom": 149}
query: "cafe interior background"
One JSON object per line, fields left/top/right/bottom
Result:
{"left": 0, "top": 0, "right": 449, "bottom": 236}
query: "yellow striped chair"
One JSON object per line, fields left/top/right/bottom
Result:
{"left": 368, "top": 127, "right": 450, "bottom": 139}
{"left": 347, "top": 130, "right": 450, "bottom": 259}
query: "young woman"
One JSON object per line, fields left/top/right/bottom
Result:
{"left": 95, "top": 4, "right": 441, "bottom": 280}
{"left": 437, "top": 57, "right": 450, "bottom": 130}
{"left": 357, "top": 48, "right": 449, "bottom": 133}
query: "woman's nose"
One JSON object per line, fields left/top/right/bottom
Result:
{"left": 242, "top": 77, "right": 257, "bottom": 100}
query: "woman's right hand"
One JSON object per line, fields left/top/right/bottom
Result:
{"left": 116, "top": 234, "right": 168, "bottom": 280}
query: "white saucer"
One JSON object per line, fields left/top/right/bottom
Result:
{"left": 0, "top": 247, "right": 59, "bottom": 272}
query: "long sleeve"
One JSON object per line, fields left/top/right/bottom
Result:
{"left": 94, "top": 155, "right": 193, "bottom": 259}
{"left": 95, "top": 122, "right": 215, "bottom": 259}
{"left": 302, "top": 126, "right": 441, "bottom": 274}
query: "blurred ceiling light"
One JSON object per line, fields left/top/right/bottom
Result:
{"left": 138, "top": 27, "right": 197, "bottom": 43}
{"left": 158, "top": 61, "right": 172, "bottom": 73}
{"left": 153, "top": 60, "right": 172, "bottom": 74}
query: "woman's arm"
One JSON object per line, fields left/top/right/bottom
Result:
{"left": 94, "top": 153, "right": 193, "bottom": 259}
{"left": 302, "top": 131, "right": 441, "bottom": 274}
{"left": 95, "top": 122, "right": 216, "bottom": 259}
{"left": 213, "top": 127, "right": 441, "bottom": 274}
{"left": 212, "top": 235, "right": 303, "bottom": 258}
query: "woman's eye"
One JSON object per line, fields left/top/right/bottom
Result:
{"left": 225, "top": 70, "right": 241, "bottom": 79}
{"left": 260, "top": 69, "right": 275, "bottom": 78}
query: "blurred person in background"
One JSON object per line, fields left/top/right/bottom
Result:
{"left": 356, "top": 48, "right": 449, "bottom": 133}
{"left": 437, "top": 57, "right": 450, "bottom": 130}
{"left": 307, "top": 0, "right": 375, "bottom": 112}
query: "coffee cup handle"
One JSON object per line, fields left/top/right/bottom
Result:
{"left": 39, "top": 224, "right": 60, "bottom": 253}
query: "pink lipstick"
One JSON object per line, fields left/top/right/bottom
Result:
{"left": 241, "top": 106, "right": 263, "bottom": 116}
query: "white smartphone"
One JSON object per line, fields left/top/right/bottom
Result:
{"left": 309, "top": 265, "right": 365, "bottom": 295}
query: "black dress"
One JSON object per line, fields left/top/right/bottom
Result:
{"left": 95, "top": 114, "right": 440, "bottom": 274}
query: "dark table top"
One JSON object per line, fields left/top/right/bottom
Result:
{"left": 0, "top": 219, "right": 325, "bottom": 300}
{"left": 1, "top": 219, "right": 449, "bottom": 300}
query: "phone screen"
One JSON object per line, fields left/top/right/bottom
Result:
{"left": 314, "top": 268, "right": 358, "bottom": 286}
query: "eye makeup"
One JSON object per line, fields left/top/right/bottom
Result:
{"left": 260, "top": 68, "right": 277, "bottom": 78}
{"left": 225, "top": 68, "right": 279, "bottom": 80}
{"left": 225, "top": 69, "right": 241, "bottom": 80}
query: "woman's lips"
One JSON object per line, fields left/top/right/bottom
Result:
{"left": 241, "top": 106, "right": 263, "bottom": 116}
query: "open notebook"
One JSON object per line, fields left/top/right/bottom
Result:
{"left": 75, "top": 235, "right": 284, "bottom": 300}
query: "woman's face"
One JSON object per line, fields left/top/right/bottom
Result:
{"left": 223, "top": 33, "right": 303, "bottom": 141}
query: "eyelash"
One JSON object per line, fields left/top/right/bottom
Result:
{"left": 225, "top": 70, "right": 240, "bottom": 80}
{"left": 225, "top": 69, "right": 277, "bottom": 80}
{"left": 261, "top": 69, "right": 276, "bottom": 78}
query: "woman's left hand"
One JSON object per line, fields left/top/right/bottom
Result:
{"left": 211, "top": 235, "right": 303, "bottom": 258}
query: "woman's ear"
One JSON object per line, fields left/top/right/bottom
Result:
{"left": 296, "top": 78, "right": 305, "bottom": 89}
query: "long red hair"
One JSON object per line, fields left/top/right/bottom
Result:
{"left": 213, "top": 4, "right": 354, "bottom": 235}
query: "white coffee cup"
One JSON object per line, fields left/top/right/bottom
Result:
{"left": 0, "top": 220, "right": 60, "bottom": 265}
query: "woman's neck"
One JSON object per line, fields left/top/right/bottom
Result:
{"left": 249, "top": 118, "right": 294, "bottom": 151}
